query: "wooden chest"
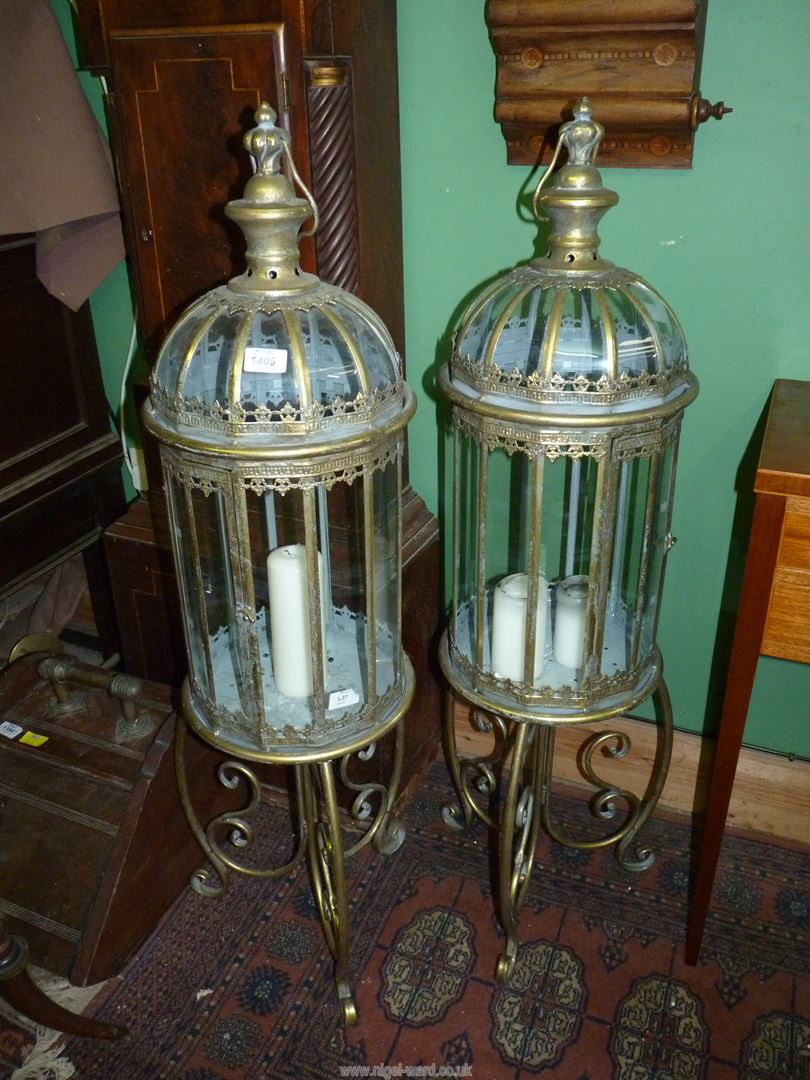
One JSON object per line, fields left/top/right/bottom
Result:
{"left": 0, "top": 653, "right": 229, "bottom": 986}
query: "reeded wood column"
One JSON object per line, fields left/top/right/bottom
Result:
{"left": 306, "top": 61, "right": 360, "bottom": 293}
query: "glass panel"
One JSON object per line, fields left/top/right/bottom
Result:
{"left": 372, "top": 457, "right": 401, "bottom": 696}
{"left": 328, "top": 299, "right": 399, "bottom": 390}
{"left": 298, "top": 306, "right": 363, "bottom": 405}
{"left": 191, "top": 486, "right": 254, "bottom": 719}
{"left": 456, "top": 284, "right": 512, "bottom": 364}
{"left": 167, "top": 472, "right": 210, "bottom": 697}
{"left": 484, "top": 450, "right": 549, "bottom": 684}
{"left": 640, "top": 445, "right": 676, "bottom": 656}
{"left": 625, "top": 282, "right": 687, "bottom": 369}
{"left": 546, "top": 455, "right": 598, "bottom": 681}
{"left": 604, "top": 456, "right": 652, "bottom": 676}
{"left": 552, "top": 290, "right": 608, "bottom": 383}
{"left": 241, "top": 486, "right": 323, "bottom": 730}
{"left": 604, "top": 289, "right": 658, "bottom": 378}
{"left": 318, "top": 477, "right": 369, "bottom": 719}
{"left": 239, "top": 310, "right": 299, "bottom": 413}
{"left": 453, "top": 429, "right": 482, "bottom": 665}
{"left": 490, "top": 287, "right": 558, "bottom": 379}
{"left": 179, "top": 310, "right": 241, "bottom": 406}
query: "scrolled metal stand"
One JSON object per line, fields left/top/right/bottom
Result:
{"left": 442, "top": 678, "right": 673, "bottom": 983}
{"left": 175, "top": 717, "right": 405, "bottom": 1025}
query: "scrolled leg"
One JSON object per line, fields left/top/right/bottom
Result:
{"left": 442, "top": 693, "right": 511, "bottom": 833}
{"left": 175, "top": 717, "right": 305, "bottom": 898}
{"left": 496, "top": 721, "right": 545, "bottom": 982}
{"left": 175, "top": 718, "right": 231, "bottom": 898}
{"left": 615, "top": 678, "right": 673, "bottom": 871}
{"left": 303, "top": 761, "right": 357, "bottom": 1026}
{"left": 341, "top": 721, "right": 406, "bottom": 859}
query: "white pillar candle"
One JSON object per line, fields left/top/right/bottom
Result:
{"left": 491, "top": 572, "right": 548, "bottom": 683}
{"left": 267, "top": 544, "right": 326, "bottom": 698}
{"left": 553, "top": 575, "right": 589, "bottom": 669}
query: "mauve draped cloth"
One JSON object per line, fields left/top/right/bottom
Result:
{"left": 0, "top": 0, "right": 124, "bottom": 309}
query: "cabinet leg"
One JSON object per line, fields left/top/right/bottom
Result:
{"left": 0, "top": 927, "right": 126, "bottom": 1040}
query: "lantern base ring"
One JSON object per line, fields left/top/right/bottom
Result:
{"left": 174, "top": 663, "right": 413, "bottom": 1026}
{"left": 439, "top": 652, "right": 674, "bottom": 982}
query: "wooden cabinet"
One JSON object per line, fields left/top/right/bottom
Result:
{"left": 487, "top": 0, "right": 729, "bottom": 168}
{"left": 0, "top": 234, "right": 125, "bottom": 650}
{"left": 76, "top": 0, "right": 404, "bottom": 358}
{"left": 75, "top": 1, "right": 442, "bottom": 792}
{"left": 686, "top": 379, "right": 810, "bottom": 963}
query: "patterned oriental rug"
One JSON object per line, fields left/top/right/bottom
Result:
{"left": 1, "top": 761, "right": 808, "bottom": 1079}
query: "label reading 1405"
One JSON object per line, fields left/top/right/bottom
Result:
{"left": 243, "top": 347, "right": 288, "bottom": 374}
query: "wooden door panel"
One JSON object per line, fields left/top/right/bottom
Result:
{"left": 109, "top": 27, "right": 293, "bottom": 354}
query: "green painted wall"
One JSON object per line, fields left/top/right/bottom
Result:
{"left": 396, "top": 0, "right": 810, "bottom": 754}
{"left": 57, "top": 0, "right": 809, "bottom": 753}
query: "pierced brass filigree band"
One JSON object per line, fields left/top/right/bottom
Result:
{"left": 454, "top": 407, "right": 681, "bottom": 463}
{"left": 447, "top": 637, "right": 654, "bottom": 711}
{"left": 187, "top": 672, "right": 407, "bottom": 752}
{"left": 453, "top": 407, "right": 611, "bottom": 461}
{"left": 452, "top": 356, "right": 691, "bottom": 407}
{"left": 150, "top": 375, "right": 405, "bottom": 438}
{"left": 160, "top": 435, "right": 403, "bottom": 495}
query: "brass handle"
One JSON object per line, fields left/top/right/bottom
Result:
{"left": 690, "top": 94, "right": 733, "bottom": 131}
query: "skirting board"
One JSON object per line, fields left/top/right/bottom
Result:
{"left": 453, "top": 699, "right": 810, "bottom": 845}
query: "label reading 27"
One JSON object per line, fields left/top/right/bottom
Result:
{"left": 328, "top": 688, "right": 360, "bottom": 711}
{"left": 243, "top": 347, "right": 288, "bottom": 374}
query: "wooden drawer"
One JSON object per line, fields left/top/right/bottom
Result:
{"left": 762, "top": 499, "right": 810, "bottom": 664}
{"left": 776, "top": 498, "right": 810, "bottom": 573}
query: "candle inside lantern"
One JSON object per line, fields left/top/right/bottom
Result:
{"left": 553, "top": 575, "right": 589, "bottom": 669}
{"left": 267, "top": 544, "right": 327, "bottom": 698}
{"left": 491, "top": 572, "right": 548, "bottom": 683}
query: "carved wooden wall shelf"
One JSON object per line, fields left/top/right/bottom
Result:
{"left": 488, "top": 0, "right": 730, "bottom": 168}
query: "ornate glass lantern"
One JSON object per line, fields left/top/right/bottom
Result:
{"left": 439, "top": 100, "right": 698, "bottom": 979}
{"left": 143, "top": 104, "right": 415, "bottom": 1024}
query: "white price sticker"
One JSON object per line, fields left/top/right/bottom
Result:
{"left": 243, "top": 347, "right": 288, "bottom": 374}
{"left": 328, "top": 688, "right": 360, "bottom": 711}
{"left": 0, "top": 721, "right": 23, "bottom": 739}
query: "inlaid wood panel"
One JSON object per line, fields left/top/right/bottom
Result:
{"left": 108, "top": 25, "right": 303, "bottom": 356}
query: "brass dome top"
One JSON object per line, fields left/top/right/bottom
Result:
{"left": 147, "top": 104, "right": 409, "bottom": 449}
{"left": 447, "top": 100, "right": 695, "bottom": 416}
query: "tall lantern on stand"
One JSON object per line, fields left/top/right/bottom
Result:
{"left": 143, "top": 104, "right": 416, "bottom": 1024}
{"left": 439, "top": 100, "right": 698, "bottom": 979}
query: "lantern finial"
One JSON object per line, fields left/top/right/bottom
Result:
{"left": 558, "top": 97, "right": 604, "bottom": 166}
{"left": 225, "top": 103, "right": 319, "bottom": 293}
{"left": 243, "top": 102, "right": 290, "bottom": 196}
{"left": 532, "top": 97, "right": 618, "bottom": 271}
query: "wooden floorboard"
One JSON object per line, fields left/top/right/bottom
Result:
{"left": 452, "top": 699, "right": 810, "bottom": 844}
